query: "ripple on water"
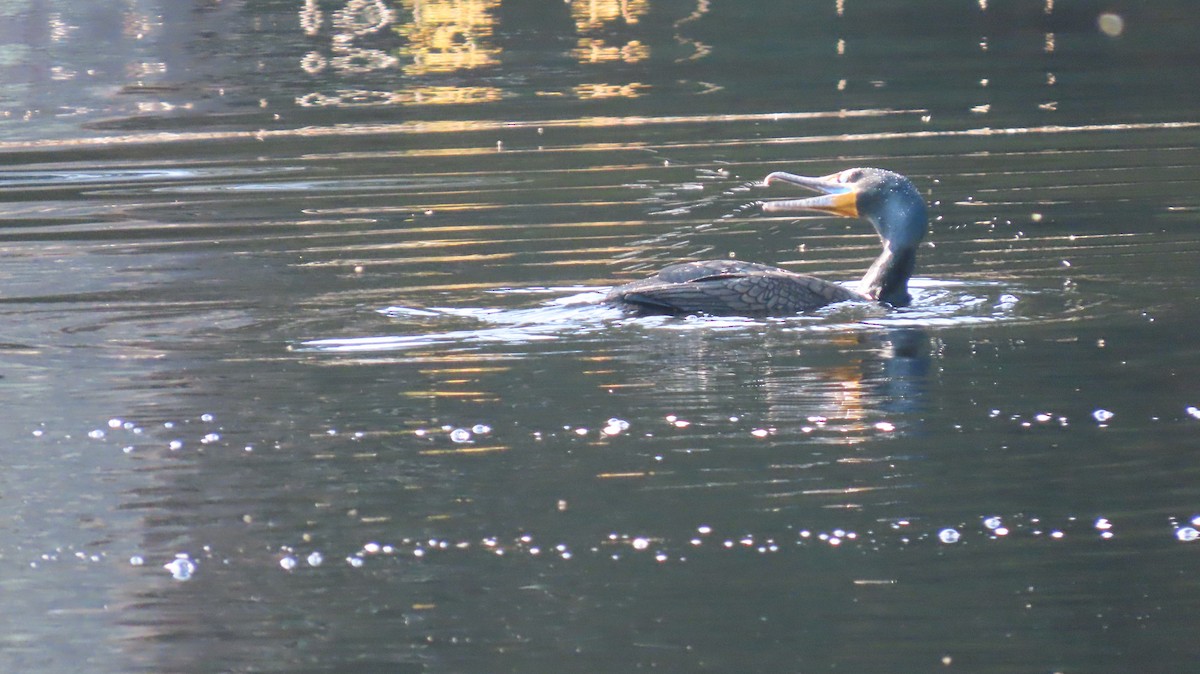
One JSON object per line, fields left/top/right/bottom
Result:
{"left": 299, "top": 276, "right": 1107, "bottom": 355}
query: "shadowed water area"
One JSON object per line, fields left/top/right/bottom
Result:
{"left": 3, "top": 1, "right": 1200, "bottom": 672}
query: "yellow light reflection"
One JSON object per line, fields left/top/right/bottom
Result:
{"left": 574, "top": 82, "right": 648, "bottom": 99}
{"left": 573, "top": 38, "right": 650, "bottom": 63}
{"left": 396, "top": 0, "right": 501, "bottom": 75}
{"left": 570, "top": 0, "right": 649, "bottom": 29}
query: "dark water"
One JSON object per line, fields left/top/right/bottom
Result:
{"left": 3, "top": 1, "right": 1200, "bottom": 672}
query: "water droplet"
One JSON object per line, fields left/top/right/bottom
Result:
{"left": 631, "top": 537, "right": 650, "bottom": 550}
{"left": 280, "top": 556, "right": 297, "bottom": 571}
{"left": 164, "top": 555, "right": 196, "bottom": 581}
{"left": 346, "top": 556, "right": 364, "bottom": 568}
{"left": 983, "top": 516, "right": 1003, "bottom": 530}
{"left": 449, "top": 428, "right": 471, "bottom": 443}
{"left": 88, "top": 429, "right": 105, "bottom": 440}
{"left": 200, "top": 413, "right": 215, "bottom": 422}
{"left": 938, "top": 528, "right": 961, "bottom": 544}
{"left": 107, "top": 418, "right": 123, "bottom": 429}
{"left": 1094, "top": 517, "right": 1112, "bottom": 531}
{"left": 471, "top": 424, "right": 492, "bottom": 434}
{"left": 1185, "top": 406, "right": 1200, "bottom": 420}
{"left": 168, "top": 440, "right": 183, "bottom": 451}
{"left": 201, "top": 433, "right": 220, "bottom": 444}
{"left": 306, "top": 552, "right": 324, "bottom": 567}
{"left": 129, "top": 555, "right": 145, "bottom": 566}
{"left": 1092, "top": 409, "right": 1114, "bottom": 423}
{"left": 1176, "top": 527, "right": 1199, "bottom": 542}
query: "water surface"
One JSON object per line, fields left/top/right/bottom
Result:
{"left": 3, "top": 1, "right": 1200, "bottom": 672}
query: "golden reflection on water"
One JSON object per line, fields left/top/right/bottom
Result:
{"left": 296, "top": 0, "right": 708, "bottom": 107}
{"left": 395, "top": 0, "right": 501, "bottom": 75}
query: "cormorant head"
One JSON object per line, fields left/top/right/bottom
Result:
{"left": 760, "top": 167, "right": 928, "bottom": 306}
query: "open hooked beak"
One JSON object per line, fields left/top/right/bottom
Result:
{"left": 760, "top": 171, "right": 859, "bottom": 218}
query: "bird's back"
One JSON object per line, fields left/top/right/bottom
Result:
{"left": 606, "top": 260, "right": 862, "bottom": 316}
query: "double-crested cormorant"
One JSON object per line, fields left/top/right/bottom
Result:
{"left": 606, "top": 167, "right": 928, "bottom": 316}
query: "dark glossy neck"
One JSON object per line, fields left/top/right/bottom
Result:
{"left": 860, "top": 245, "right": 917, "bottom": 307}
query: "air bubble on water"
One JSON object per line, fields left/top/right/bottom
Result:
{"left": 168, "top": 440, "right": 183, "bottom": 451}
{"left": 129, "top": 555, "right": 145, "bottom": 566}
{"left": 201, "top": 433, "right": 220, "bottom": 444}
{"left": 938, "top": 528, "right": 961, "bottom": 544}
{"left": 983, "top": 516, "right": 1003, "bottom": 530}
{"left": 307, "top": 552, "right": 324, "bottom": 567}
{"left": 1186, "top": 406, "right": 1200, "bottom": 420}
{"left": 471, "top": 424, "right": 492, "bottom": 434}
{"left": 346, "top": 556, "right": 364, "bottom": 568}
{"left": 279, "top": 556, "right": 298, "bottom": 571}
{"left": 412, "top": 548, "right": 425, "bottom": 558}
{"left": 122, "top": 446, "right": 134, "bottom": 454}
{"left": 88, "top": 429, "right": 105, "bottom": 439}
{"left": 697, "top": 525, "right": 712, "bottom": 535}
{"left": 164, "top": 422, "right": 175, "bottom": 429}
{"left": 1094, "top": 517, "right": 1112, "bottom": 531}
{"left": 1176, "top": 527, "right": 1199, "bottom": 542}
{"left": 449, "top": 428, "right": 472, "bottom": 443}
{"left": 107, "top": 418, "right": 123, "bottom": 429}
{"left": 1092, "top": 409, "right": 1114, "bottom": 423}
{"left": 164, "top": 555, "right": 196, "bottom": 581}
{"left": 200, "top": 413, "right": 215, "bottom": 422}
{"left": 631, "top": 537, "right": 650, "bottom": 550}
{"left": 32, "top": 429, "right": 44, "bottom": 437}
{"left": 363, "top": 542, "right": 381, "bottom": 554}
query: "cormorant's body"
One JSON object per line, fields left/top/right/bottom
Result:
{"left": 606, "top": 167, "right": 928, "bottom": 317}
{"left": 608, "top": 259, "right": 861, "bottom": 316}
